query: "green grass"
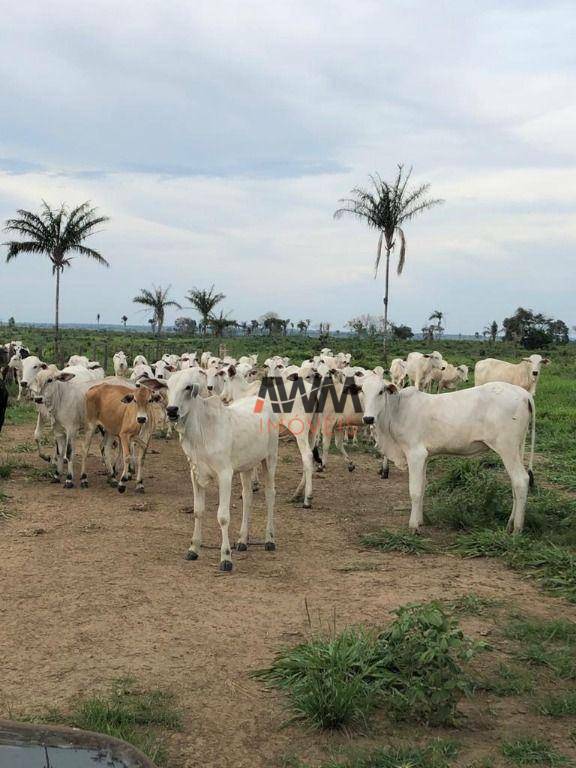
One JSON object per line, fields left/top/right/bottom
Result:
{"left": 504, "top": 615, "right": 576, "bottom": 681}
{"left": 475, "top": 663, "right": 534, "bottom": 696}
{"left": 500, "top": 737, "right": 571, "bottom": 766}
{"left": 360, "top": 528, "right": 435, "bottom": 555}
{"left": 254, "top": 602, "right": 479, "bottom": 730}
{"left": 447, "top": 593, "right": 502, "bottom": 616}
{"left": 538, "top": 690, "right": 576, "bottom": 717}
{"left": 294, "top": 739, "right": 459, "bottom": 768}
{"left": 452, "top": 530, "right": 576, "bottom": 603}
{"left": 42, "top": 678, "right": 181, "bottom": 766}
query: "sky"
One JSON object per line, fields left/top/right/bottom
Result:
{"left": 1, "top": 0, "right": 575, "bottom": 334}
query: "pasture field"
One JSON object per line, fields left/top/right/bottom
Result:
{"left": 1, "top": 331, "right": 575, "bottom": 768}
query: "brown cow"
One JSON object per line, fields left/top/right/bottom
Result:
{"left": 81, "top": 379, "right": 167, "bottom": 493}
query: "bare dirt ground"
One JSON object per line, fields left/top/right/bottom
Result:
{"left": 1, "top": 421, "right": 575, "bottom": 768}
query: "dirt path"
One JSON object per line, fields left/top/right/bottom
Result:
{"left": 1, "top": 423, "right": 575, "bottom": 768}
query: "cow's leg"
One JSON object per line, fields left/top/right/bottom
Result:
{"left": 500, "top": 450, "right": 529, "bottom": 534}
{"left": 335, "top": 427, "right": 355, "bottom": 472}
{"left": 262, "top": 454, "right": 277, "bottom": 551}
{"left": 63, "top": 434, "right": 76, "bottom": 488}
{"left": 80, "top": 424, "right": 97, "bottom": 488}
{"left": 319, "top": 423, "right": 332, "bottom": 470}
{"left": 117, "top": 433, "right": 132, "bottom": 493}
{"left": 134, "top": 436, "right": 150, "bottom": 493}
{"left": 53, "top": 430, "right": 66, "bottom": 483}
{"left": 407, "top": 450, "right": 428, "bottom": 532}
{"left": 237, "top": 471, "right": 253, "bottom": 551}
{"left": 101, "top": 434, "right": 118, "bottom": 484}
{"left": 251, "top": 465, "right": 260, "bottom": 492}
{"left": 216, "top": 469, "right": 234, "bottom": 571}
{"left": 379, "top": 456, "right": 390, "bottom": 479}
{"left": 292, "top": 432, "right": 314, "bottom": 509}
{"left": 185, "top": 469, "right": 205, "bottom": 561}
{"left": 351, "top": 426, "right": 359, "bottom": 446}
{"left": 35, "top": 411, "right": 52, "bottom": 463}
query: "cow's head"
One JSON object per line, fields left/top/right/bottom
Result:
{"left": 33, "top": 370, "right": 75, "bottom": 405}
{"left": 361, "top": 375, "right": 398, "bottom": 425}
{"left": 166, "top": 368, "right": 206, "bottom": 422}
{"left": 20, "top": 356, "right": 48, "bottom": 390}
{"left": 124, "top": 378, "right": 167, "bottom": 423}
{"left": 523, "top": 354, "right": 550, "bottom": 378}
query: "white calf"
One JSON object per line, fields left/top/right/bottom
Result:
{"left": 166, "top": 369, "right": 279, "bottom": 571}
{"left": 475, "top": 355, "right": 550, "bottom": 395}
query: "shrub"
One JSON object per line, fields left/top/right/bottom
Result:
{"left": 375, "top": 602, "right": 478, "bottom": 725}
{"left": 255, "top": 603, "right": 478, "bottom": 730}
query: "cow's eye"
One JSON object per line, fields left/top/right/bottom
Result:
{"left": 185, "top": 385, "right": 192, "bottom": 391}
{"left": 378, "top": 389, "right": 384, "bottom": 395}
{"left": 47, "top": 378, "right": 53, "bottom": 383}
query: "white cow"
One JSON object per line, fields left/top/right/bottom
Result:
{"left": 131, "top": 363, "right": 154, "bottom": 382}
{"left": 113, "top": 351, "right": 129, "bottom": 377}
{"left": 406, "top": 352, "right": 445, "bottom": 390}
{"left": 438, "top": 364, "right": 469, "bottom": 391}
{"left": 474, "top": 355, "right": 550, "bottom": 395}
{"left": 389, "top": 358, "right": 408, "bottom": 389}
{"left": 153, "top": 360, "right": 176, "bottom": 381}
{"left": 67, "top": 355, "right": 90, "bottom": 368}
{"left": 8, "top": 354, "right": 24, "bottom": 400}
{"left": 133, "top": 354, "right": 148, "bottom": 368}
{"left": 361, "top": 375, "right": 535, "bottom": 534}
{"left": 180, "top": 352, "right": 198, "bottom": 369}
{"left": 31, "top": 368, "right": 98, "bottom": 487}
{"left": 166, "top": 368, "right": 280, "bottom": 571}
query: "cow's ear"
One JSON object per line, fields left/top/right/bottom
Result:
{"left": 386, "top": 383, "right": 398, "bottom": 394}
{"left": 373, "top": 366, "right": 384, "bottom": 376}
{"left": 57, "top": 372, "right": 75, "bottom": 382}
{"left": 287, "top": 372, "right": 298, "bottom": 381}
{"left": 165, "top": 364, "right": 175, "bottom": 372}
{"left": 40, "top": 362, "right": 48, "bottom": 369}
{"left": 424, "top": 354, "right": 431, "bottom": 358}
{"left": 140, "top": 378, "right": 168, "bottom": 391}
{"left": 355, "top": 370, "right": 364, "bottom": 376}
{"left": 543, "top": 358, "right": 551, "bottom": 365}
{"left": 228, "top": 365, "right": 236, "bottom": 377}
{"left": 121, "top": 393, "right": 135, "bottom": 403}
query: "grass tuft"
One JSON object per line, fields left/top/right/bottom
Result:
{"left": 448, "top": 593, "right": 502, "bottom": 616}
{"left": 361, "top": 528, "right": 435, "bottom": 555}
{"left": 255, "top": 602, "right": 478, "bottom": 730}
{"left": 500, "top": 737, "right": 571, "bottom": 766}
{"left": 538, "top": 690, "right": 576, "bottom": 717}
{"left": 295, "top": 739, "right": 459, "bottom": 768}
{"left": 43, "top": 678, "right": 181, "bottom": 766}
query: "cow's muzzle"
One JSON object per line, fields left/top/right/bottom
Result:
{"left": 21, "top": 381, "right": 28, "bottom": 389}
{"left": 166, "top": 406, "right": 179, "bottom": 421}
{"left": 532, "top": 371, "right": 538, "bottom": 376}
{"left": 34, "top": 397, "right": 43, "bottom": 404}
{"left": 363, "top": 416, "right": 375, "bottom": 425}
{"left": 137, "top": 416, "right": 147, "bottom": 424}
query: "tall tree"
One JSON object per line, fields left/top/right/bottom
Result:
{"left": 429, "top": 310, "right": 444, "bottom": 337}
{"left": 133, "top": 285, "right": 181, "bottom": 337}
{"left": 209, "top": 311, "right": 236, "bottom": 337}
{"left": 4, "top": 201, "right": 109, "bottom": 356}
{"left": 334, "top": 166, "right": 442, "bottom": 363}
{"left": 186, "top": 285, "right": 225, "bottom": 334}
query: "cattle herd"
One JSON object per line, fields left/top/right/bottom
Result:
{"left": 0, "top": 340, "right": 549, "bottom": 571}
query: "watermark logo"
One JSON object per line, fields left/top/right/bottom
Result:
{"left": 253, "top": 375, "right": 362, "bottom": 415}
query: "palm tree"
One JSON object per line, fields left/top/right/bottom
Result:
{"left": 186, "top": 285, "right": 226, "bottom": 334}
{"left": 4, "top": 201, "right": 109, "bottom": 356}
{"left": 133, "top": 285, "right": 181, "bottom": 338}
{"left": 209, "top": 311, "right": 236, "bottom": 337}
{"left": 429, "top": 310, "right": 444, "bottom": 337}
{"left": 334, "top": 166, "right": 443, "bottom": 363}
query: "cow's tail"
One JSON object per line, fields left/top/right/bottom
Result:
{"left": 527, "top": 395, "right": 536, "bottom": 488}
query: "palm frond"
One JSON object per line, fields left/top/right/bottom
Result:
{"left": 396, "top": 227, "right": 406, "bottom": 275}
{"left": 68, "top": 243, "right": 110, "bottom": 266}
{"left": 374, "top": 231, "right": 383, "bottom": 278}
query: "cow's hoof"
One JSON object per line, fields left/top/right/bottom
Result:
{"left": 264, "top": 541, "right": 276, "bottom": 551}
{"left": 135, "top": 485, "right": 145, "bottom": 494}
{"left": 109, "top": 478, "right": 118, "bottom": 487}
{"left": 291, "top": 493, "right": 304, "bottom": 503}
{"left": 51, "top": 476, "right": 60, "bottom": 484}
{"left": 219, "top": 560, "right": 233, "bottom": 572}
{"left": 185, "top": 550, "right": 199, "bottom": 561}
{"left": 118, "top": 485, "right": 127, "bottom": 494}
{"left": 64, "top": 481, "right": 74, "bottom": 489}
{"left": 379, "top": 467, "right": 390, "bottom": 479}
{"left": 303, "top": 501, "right": 312, "bottom": 509}
{"left": 236, "top": 542, "right": 248, "bottom": 552}
{"left": 348, "top": 463, "right": 356, "bottom": 472}
{"left": 80, "top": 480, "right": 89, "bottom": 489}
{"left": 316, "top": 465, "right": 324, "bottom": 473}
{"left": 252, "top": 483, "right": 260, "bottom": 492}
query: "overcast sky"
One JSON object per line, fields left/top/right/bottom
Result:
{"left": 1, "top": 0, "right": 574, "bottom": 333}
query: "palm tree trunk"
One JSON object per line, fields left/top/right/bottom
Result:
{"left": 382, "top": 246, "right": 391, "bottom": 366}
{"left": 54, "top": 266, "right": 61, "bottom": 361}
